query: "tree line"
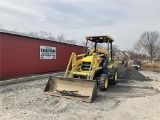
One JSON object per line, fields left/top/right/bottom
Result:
{"left": 1, "top": 29, "right": 159, "bottom": 61}
{"left": 26, "top": 31, "right": 77, "bottom": 45}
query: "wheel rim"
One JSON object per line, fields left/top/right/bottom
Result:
{"left": 104, "top": 77, "right": 108, "bottom": 88}
{"left": 115, "top": 72, "right": 118, "bottom": 81}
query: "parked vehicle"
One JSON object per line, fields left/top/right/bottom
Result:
{"left": 132, "top": 60, "right": 141, "bottom": 71}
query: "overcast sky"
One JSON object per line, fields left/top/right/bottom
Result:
{"left": 0, "top": 0, "right": 160, "bottom": 50}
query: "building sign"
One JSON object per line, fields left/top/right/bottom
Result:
{"left": 40, "top": 46, "right": 56, "bottom": 59}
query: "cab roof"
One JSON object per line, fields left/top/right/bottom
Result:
{"left": 86, "top": 35, "right": 114, "bottom": 43}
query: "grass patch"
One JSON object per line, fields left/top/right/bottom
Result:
{"left": 142, "top": 62, "right": 160, "bottom": 72}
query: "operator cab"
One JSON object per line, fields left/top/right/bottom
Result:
{"left": 84, "top": 35, "right": 114, "bottom": 61}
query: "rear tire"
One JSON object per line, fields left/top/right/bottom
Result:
{"left": 109, "top": 70, "right": 118, "bottom": 85}
{"left": 97, "top": 74, "right": 109, "bottom": 91}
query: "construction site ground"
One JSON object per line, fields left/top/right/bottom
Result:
{"left": 0, "top": 70, "right": 160, "bottom": 120}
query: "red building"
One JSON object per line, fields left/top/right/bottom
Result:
{"left": 0, "top": 30, "right": 83, "bottom": 79}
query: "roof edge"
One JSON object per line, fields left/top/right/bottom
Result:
{"left": 0, "top": 29, "right": 84, "bottom": 47}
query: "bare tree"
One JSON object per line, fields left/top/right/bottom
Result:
{"left": 38, "top": 31, "right": 55, "bottom": 40}
{"left": 27, "top": 31, "right": 77, "bottom": 44}
{"left": 57, "top": 33, "right": 77, "bottom": 44}
{"left": 134, "top": 41, "right": 141, "bottom": 54}
{"left": 66, "top": 40, "right": 77, "bottom": 45}
{"left": 27, "top": 31, "right": 39, "bottom": 37}
{"left": 57, "top": 33, "right": 65, "bottom": 42}
{"left": 138, "top": 31, "right": 160, "bottom": 62}
{"left": 38, "top": 31, "right": 49, "bottom": 38}
{"left": 80, "top": 41, "right": 95, "bottom": 49}
{"left": 112, "top": 45, "right": 119, "bottom": 56}
{"left": 27, "top": 31, "right": 55, "bottom": 41}
{"left": 46, "top": 33, "right": 55, "bottom": 40}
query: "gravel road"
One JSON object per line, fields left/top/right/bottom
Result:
{"left": 0, "top": 70, "right": 160, "bottom": 120}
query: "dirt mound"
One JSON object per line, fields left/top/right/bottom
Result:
{"left": 118, "top": 65, "right": 150, "bottom": 81}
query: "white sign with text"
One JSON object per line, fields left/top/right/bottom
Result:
{"left": 40, "top": 46, "right": 56, "bottom": 59}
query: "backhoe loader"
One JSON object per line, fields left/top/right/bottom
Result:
{"left": 43, "top": 36, "right": 118, "bottom": 102}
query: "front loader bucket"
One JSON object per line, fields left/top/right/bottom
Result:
{"left": 43, "top": 76, "right": 97, "bottom": 102}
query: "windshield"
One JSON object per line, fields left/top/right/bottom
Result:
{"left": 133, "top": 60, "right": 141, "bottom": 65}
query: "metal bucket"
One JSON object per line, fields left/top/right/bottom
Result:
{"left": 43, "top": 76, "right": 97, "bottom": 102}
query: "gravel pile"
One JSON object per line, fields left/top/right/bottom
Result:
{"left": 118, "top": 65, "right": 149, "bottom": 81}
{"left": 117, "top": 65, "right": 127, "bottom": 77}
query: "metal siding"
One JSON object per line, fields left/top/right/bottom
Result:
{"left": 0, "top": 33, "right": 83, "bottom": 79}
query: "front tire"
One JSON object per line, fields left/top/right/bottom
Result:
{"left": 97, "top": 74, "right": 109, "bottom": 91}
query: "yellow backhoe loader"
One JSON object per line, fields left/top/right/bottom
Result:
{"left": 43, "top": 36, "right": 118, "bottom": 102}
